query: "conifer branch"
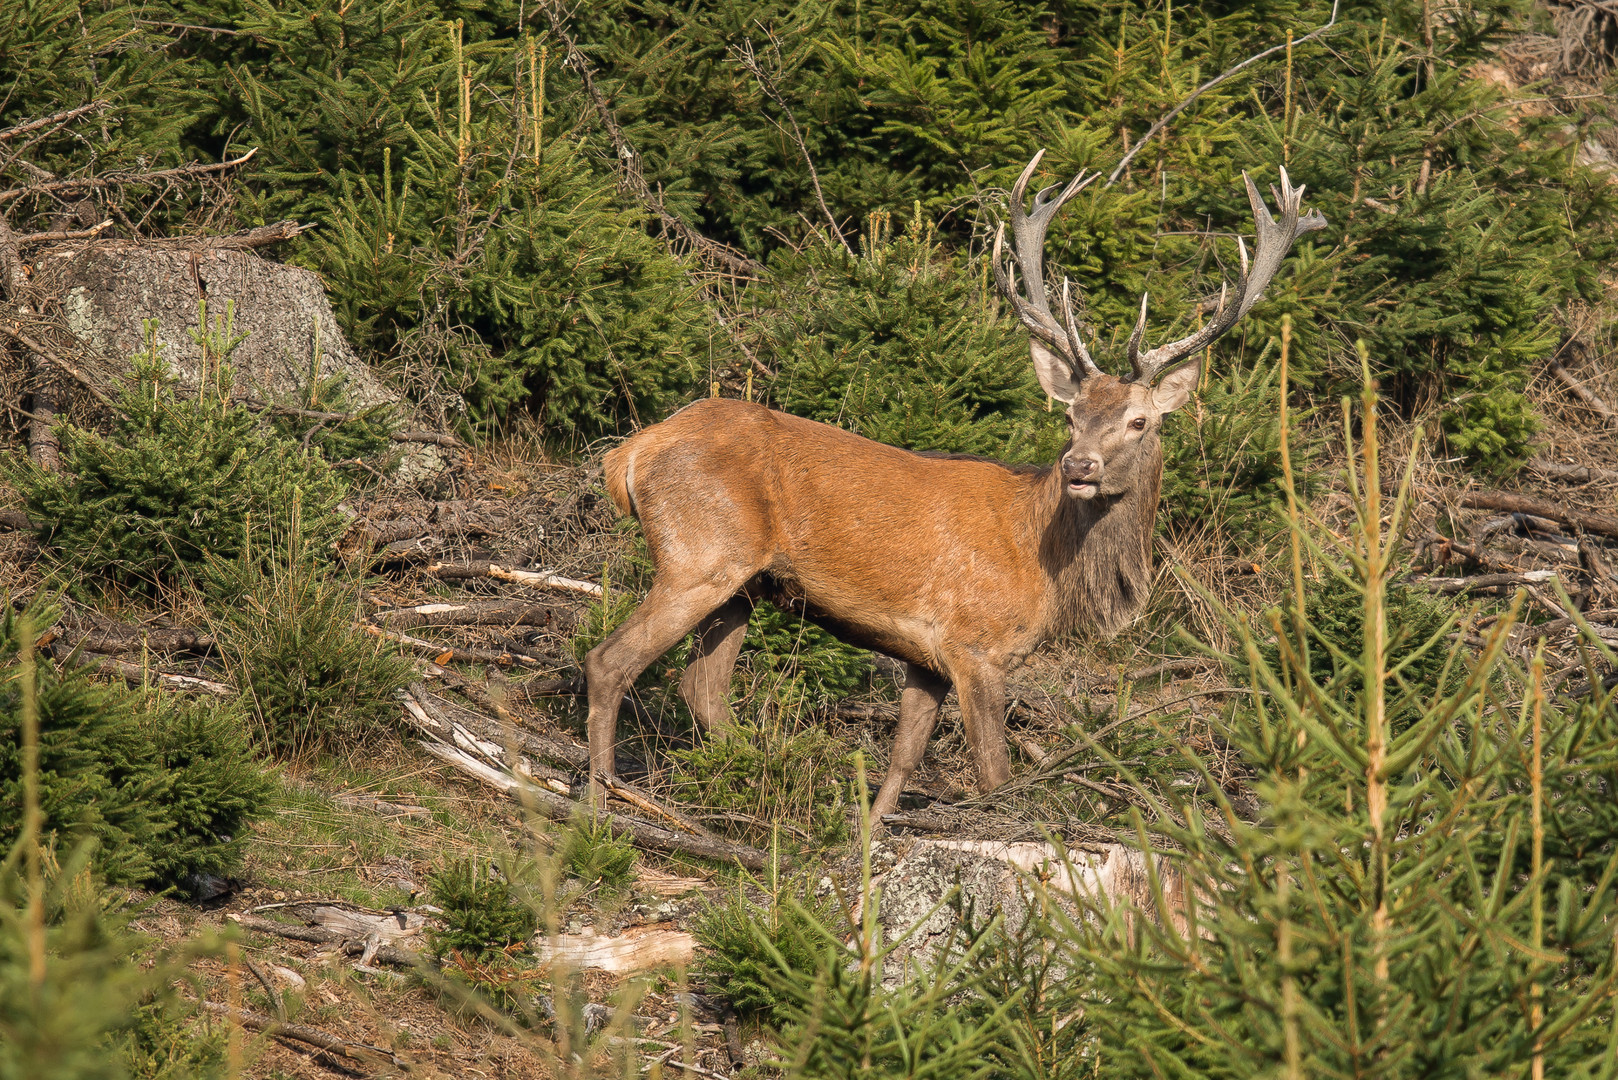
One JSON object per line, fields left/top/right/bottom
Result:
{"left": 1105, "top": 1, "right": 1341, "bottom": 187}
{"left": 539, "top": 2, "right": 763, "bottom": 278}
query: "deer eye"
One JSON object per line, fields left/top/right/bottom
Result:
{"left": 1130, "top": 417, "right": 1148, "bottom": 431}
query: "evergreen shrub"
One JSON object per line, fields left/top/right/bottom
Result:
{"left": 207, "top": 532, "right": 415, "bottom": 757}
{"left": 10, "top": 349, "right": 347, "bottom": 594}
{"left": 669, "top": 722, "right": 853, "bottom": 845}
{"left": 429, "top": 858, "right": 538, "bottom": 962}
{"left": 0, "top": 605, "right": 271, "bottom": 890}
{"left": 558, "top": 814, "right": 637, "bottom": 894}
{"left": 691, "top": 860, "right": 842, "bottom": 1024}
{"left": 0, "top": 843, "right": 226, "bottom": 1080}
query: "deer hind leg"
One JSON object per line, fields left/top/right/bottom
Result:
{"left": 585, "top": 580, "right": 739, "bottom": 788}
{"left": 950, "top": 661, "right": 1012, "bottom": 796}
{"left": 869, "top": 664, "right": 951, "bottom": 821}
{"left": 679, "top": 597, "right": 751, "bottom": 733}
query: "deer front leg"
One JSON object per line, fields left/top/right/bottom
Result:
{"left": 678, "top": 597, "right": 751, "bottom": 733}
{"left": 950, "top": 661, "right": 1012, "bottom": 796}
{"left": 584, "top": 581, "right": 737, "bottom": 796}
{"left": 869, "top": 664, "right": 950, "bottom": 821}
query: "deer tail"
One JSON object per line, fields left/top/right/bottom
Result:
{"left": 603, "top": 441, "right": 638, "bottom": 520}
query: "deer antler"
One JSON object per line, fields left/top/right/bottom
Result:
{"left": 992, "top": 151, "right": 1102, "bottom": 380}
{"left": 1124, "top": 168, "right": 1327, "bottom": 385}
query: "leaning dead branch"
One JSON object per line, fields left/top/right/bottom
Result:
{"left": 1547, "top": 357, "right": 1618, "bottom": 432}
{"left": 427, "top": 560, "right": 604, "bottom": 597}
{"left": 401, "top": 690, "right": 769, "bottom": 869}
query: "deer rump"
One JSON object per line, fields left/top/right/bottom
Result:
{"left": 605, "top": 398, "right": 1073, "bottom": 674}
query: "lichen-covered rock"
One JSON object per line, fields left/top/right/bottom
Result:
{"left": 31, "top": 242, "right": 447, "bottom": 479}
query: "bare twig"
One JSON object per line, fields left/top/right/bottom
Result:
{"left": 1105, "top": 1, "right": 1341, "bottom": 187}
{"left": 200, "top": 1001, "right": 404, "bottom": 1067}
{"left": 733, "top": 36, "right": 851, "bottom": 255}
{"left": 12, "top": 219, "right": 114, "bottom": 245}
{"left": 427, "top": 560, "right": 604, "bottom": 597}
{"left": 0, "top": 148, "right": 258, "bottom": 206}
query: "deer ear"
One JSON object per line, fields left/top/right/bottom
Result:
{"left": 1030, "top": 342, "right": 1082, "bottom": 404}
{"left": 1152, "top": 360, "right": 1201, "bottom": 413}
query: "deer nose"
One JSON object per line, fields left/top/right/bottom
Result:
{"left": 1062, "top": 454, "right": 1102, "bottom": 482}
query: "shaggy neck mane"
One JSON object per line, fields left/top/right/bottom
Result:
{"left": 1021, "top": 454, "right": 1162, "bottom": 640}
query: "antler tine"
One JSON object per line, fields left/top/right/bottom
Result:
{"left": 1126, "top": 166, "right": 1328, "bottom": 384}
{"left": 1060, "top": 278, "right": 1102, "bottom": 376}
{"left": 993, "top": 150, "right": 1098, "bottom": 377}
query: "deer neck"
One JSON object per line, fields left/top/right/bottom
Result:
{"left": 1029, "top": 451, "right": 1161, "bottom": 640}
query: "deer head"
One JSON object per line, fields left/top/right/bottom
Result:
{"left": 994, "top": 151, "right": 1327, "bottom": 500}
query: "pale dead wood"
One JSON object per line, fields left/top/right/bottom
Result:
{"left": 48, "top": 646, "right": 233, "bottom": 694}
{"left": 334, "top": 793, "right": 432, "bottom": 820}
{"left": 533, "top": 927, "right": 696, "bottom": 974}
{"left": 427, "top": 560, "right": 604, "bottom": 596}
{"left": 374, "top": 599, "right": 564, "bottom": 631}
{"left": 1126, "top": 657, "right": 1214, "bottom": 682}
{"left": 0, "top": 101, "right": 110, "bottom": 142}
{"left": 1105, "top": 1, "right": 1341, "bottom": 186}
{"left": 601, "top": 775, "right": 717, "bottom": 838}
{"left": 1529, "top": 456, "right": 1618, "bottom": 484}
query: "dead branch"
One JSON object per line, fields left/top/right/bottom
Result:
{"left": 1105, "top": 1, "right": 1341, "bottom": 186}
{"left": 1457, "top": 491, "right": 1618, "bottom": 540}
{"left": 0, "top": 509, "right": 35, "bottom": 531}
{"left": 373, "top": 600, "right": 566, "bottom": 635}
{"left": 1529, "top": 457, "right": 1618, "bottom": 485}
{"left": 402, "top": 693, "right": 768, "bottom": 869}
{"left": 58, "top": 617, "right": 214, "bottom": 655}
{"left": 131, "top": 219, "right": 314, "bottom": 250}
{"left": 0, "top": 148, "right": 258, "bottom": 206}
{"left": 13, "top": 219, "right": 114, "bottom": 245}
{"left": 1414, "top": 530, "right": 1523, "bottom": 573}
{"left": 600, "top": 775, "right": 717, "bottom": 838}
{"left": 1416, "top": 570, "right": 1571, "bottom": 594}
{"left": 0, "top": 101, "right": 110, "bottom": 142}
{"left": 200, "top": 1002, "right": 404, "bottom": 1068}
{"left": 1547, "top": 357, "right": 1618, "bottom": 432}
{"left": 427, "top": 560, "right": 604, "bottom": 597}
{"left": 733, "top": 37, "right": 851, "bottom": 255}
{"left": 0, "top": 323, "right": 121, "bottom": 412}
{"left": 405, "top": 682, "right": 587, "bottom": 776}
{"left": 1126, "top": 657, "right": 1214, "bottom": 682}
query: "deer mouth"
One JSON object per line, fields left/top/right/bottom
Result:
{"left": 1068, "top": 480, "right": 1100, "bottom": 499}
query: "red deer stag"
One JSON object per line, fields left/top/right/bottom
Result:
{"left": 585, "top": 152, "right": 1325, "bottom": 819}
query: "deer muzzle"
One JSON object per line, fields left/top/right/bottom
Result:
{"left": 1061, "top": 454, "right": 1103, "bottom": 499}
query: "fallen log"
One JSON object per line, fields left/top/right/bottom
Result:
{"left": 1458, "top": 492, "right": 1618, "bottom": 541}
{"left": 403, "top": 684, "right": 588, "bottom": 776}
{"left": 58, "top": 617, "right": 214, "bottom": 655}
{"left": 427, "top": 561, "right": 604, "bottom": 597}
{"left": 365, "top": 624, "right": 548, "bottom": 668}
{"left": 534, "top": 927, "right": 696, "bottom": 974}
{"left": 200, "top": 1001, "right": 403, "bottom": 1068}
{"left": 49, "top": 644, "right": 233, "bottom": 694}
{"left": 412, "top": 733, "right": 769, "bottom": 870}
{"left": 0, "top": 509, "right": 35, "bottom": 531}
{"left": 1418, "top": 570, "right": 1563, "bottom": 594}
{"left": 374, "top": 599, "right": 567, "bottom": 632}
